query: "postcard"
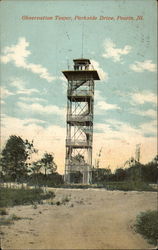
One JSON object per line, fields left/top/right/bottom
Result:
{"left": 0, "top": 0, "right": 157, "bottom": 249}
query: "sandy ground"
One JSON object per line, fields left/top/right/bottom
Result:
{"left": 1, "top": 188, "right": 157, "bottom": 249}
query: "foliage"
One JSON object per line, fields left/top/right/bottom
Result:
{"left": 0, "top": 187, "right": 55, "bottom": 207}
{"left": 40, "top": 153, "right": 57, "bottom": 176}
{"left": 92, "top": 156, "right": 157, "bottom": 184}
{"left": 1, "top": 135, "right": 37, "bottom": 181}
{"left": 0, "top": 213, "right": 32, "bottom": 226}
{"left": 141, "top": 162, "right": 158, "bottom": 183}
{"left": 72, "top": 154, "right": 85, "bottom": 164}
{"left": 101, "top": 181, "right": 155, "bottom": 191}
{"left": 0, "top": 207, "right": 8, "bottom": 215}
{"left": 30, "top": 160, "right": 42, "bottom": 175}
{"left": 69, "top": 171, "right": 83, "bottom": 183}
{"left": 29, "top": 160, "right": 42, "bottom": 187}
{"left": 114, "top": 168, "right": 127, "bottom": 181}
{"left": 9, "top": 214, "right": 22, "bottom": 220}
{"left": 28, "top": 172, "right": 64, "bottom": 186}
{"left": 92, "top": 168, "right": 112, "bottom": 183}
{"left": 0, "top": 217, "right": 14, "bottom": 226}
{"left": 56, "top": 201, "right": 61, "bottom": 206}
{"left": 134, "top": 210, "right": 158, "bottom": 246}
{"left": 61, "top": 195, "right": 70, "bottom": 204}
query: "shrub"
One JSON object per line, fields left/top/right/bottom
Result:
{"left": 0, "top": 214, "right": 21, "bottom": 226}
{"left": 0, "top": 217, "right": 13, "bottom": 226}
{"left": 0, "top": 213, "right": 33, "bottom": 226}
{"left": 56, "top": 201, "right": 61, "bottom": 206}
{"left": 10, "top": 214, "right": 22, "bottom": 220}
{"left": 0, "top": 208, "right": 8, "bottom": 215}
{"left": 101, "top": 181, "right": 155, "bottom": 191}
{"left": 0, "top": 187, "right": 55, "bottom": 207}
{"left": 61, "top": 196, "right": 70, "bottom": 204}
{"left": 134, "top": 210, "right": 158, "bottom": 246}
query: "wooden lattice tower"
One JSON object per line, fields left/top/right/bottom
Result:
{"left": 62, "top": 59, "right": 100, "bottom": 184}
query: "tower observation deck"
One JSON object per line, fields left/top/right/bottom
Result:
{"left": 62, "top": 58, "right": 100, "bottom": 184}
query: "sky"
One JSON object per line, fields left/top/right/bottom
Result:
{"left": 0, "top": 0, "right": 157, "bottom": 174}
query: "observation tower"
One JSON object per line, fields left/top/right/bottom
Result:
{"left": 62, "top": 58, "right": 100, "bottom": 184}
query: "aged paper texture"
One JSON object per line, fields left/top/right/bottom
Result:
{"left": 0, "top": 0, "right": 157, "bottom": 249}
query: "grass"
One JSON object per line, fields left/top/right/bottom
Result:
{"left": 134, "top": 210, "right": 158, "bottom": 246}
{"left": 0, "top": 187, "right": 55, "bottom": 207}
{"left": 0, "top": 213, "right": 22, "bottom": 226}
{"left": 100, "top": 181, "right": 156, "bottom": 191}
{"left": 38, "top": 181, "right": 156, "bottom": 191}
{"left": 0, "top": 217, "right": 14, "bottom": 226}
{"left": 61, "top": 195, "right": 70, "bottom": 204}
{"left": 10, "top": 214, "right": 22, "bottom": 220}
{"left": 0, "top": 213, "right": 33, "bottom": 226}
{"left": 0, "top": 207, "right": 8, "bottom": 215}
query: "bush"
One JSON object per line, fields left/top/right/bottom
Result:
{"left": 0, "top": 217, "right": 14, "bottom": 226}
{"left": 10, "top": 214, "right": 22, "bottom": 220}
{"left": 61, "top": 196, "right": 70, "bottom": 204}
{"left": 56, "top": 201, "right": 61, "bottom": 206}
{"left": 0, "top": 207, "right": 8, "bottom": 215}
{"left": 134, "top": 210, "right": 158, "bottom": 246}
{"left": 100, "top": 181, "right": 155, "bottom": 191}
{"left": 0, "top": 187, "right": 55, "bottom": 207}
{"left": 28, "top": 172, "right": 64, "bottom": 187}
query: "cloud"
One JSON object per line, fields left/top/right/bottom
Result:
{"left": 10, "top": 78, "right": 25, "bottom": 89}
{"left": 1, "top": 114, "right": 66, "bottom": 173}
{"left": 17, "top": 101, "right": 66, "bottom": 116}
{"left": 22, "top": 118, "right": 47, "bottom": 125}
{"left": 94, "top": 90, "right": 104, "bottom": 101}
{"left": 130, "top": 60, "right": 157, "bottom": 72}
{"left": 19, "top": 96, "right": 46, "bottom": 103}
{"left": 1, "top": 114, "right": 157, "bottom": 173}
{"left": 10, "top": 78, "right": 39, "bottom": 95}
{"left": 94, "top": 91, "right": 121, "bottom": 113}
{"left": 139, "top": 120, "right": 157, "bottom": 135}
{"left": 96, "top": 100, "right": 120, "bottom": 111}
{"left": 131, "top": 91, "right": 157, "bottom": 105}
{"left": 134, "top": 109, "right": 157, "bottom": 118}
{"left": 58, "top": 76, "right": 67, "bottom": 82}
{"left": 90, "top": 60, "right": 109, "bottom": 81}
{"left": 0, "top": 87, "right": 14, "bottom": 98}
{"left": 102, "top": 39, "right": 132, "bottom": 62}
{"left": 93, "top": 118, "right": 157, "bottom": 169}
{"left": 95, "top": 118, "right": 157, "bottom": 141}
{"left": 0, "top": 37, "right": 55, "bottom": 82}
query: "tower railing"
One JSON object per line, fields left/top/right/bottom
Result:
{"left": 67, "top": 114, "right": 93, "bottom": 123}
{"left": 65, "top": 164, "right": 91, "bottom": 172}
{"left": 66, "top": 139, "right": 92, "bottom": 147}
{"left": 67, "top": 90, "right": 93, "bottom": 97}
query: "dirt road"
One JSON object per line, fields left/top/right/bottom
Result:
{"left": 1, "top": 189, "right": 156, "bottom": 249}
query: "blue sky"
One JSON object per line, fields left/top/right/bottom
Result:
{"left": 0, "top": 0, "right": 157, "bottom": 173}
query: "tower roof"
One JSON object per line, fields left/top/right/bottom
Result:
{"left": 73, "top": 58, "right": 90, "bottom": 64}
{"left": 62, "top": 70, "right": 100, "bottom": 80}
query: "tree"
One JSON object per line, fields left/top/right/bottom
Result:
{"left": 115, "top": 168, "right": 126, "bottom": 181}
{"left": 30, "top": 160, "right": 42, "bottom": 187}
{"left": 30, "top": 160, "right": 42, "bottom": 175}
{"left": 1, "top": 135, "right": 37, "bottom": 181}
{"left": 92, "top": 168, "right": 112, "bottom": 183}
{"left": 71, "top": 154, "right": 85, "bottom": 165}
{"left": 40, "top": 153, "right": 57, "bottom": 176}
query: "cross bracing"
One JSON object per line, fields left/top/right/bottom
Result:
{"left": 62, "top": 58, "right": 100, "bottom": 184}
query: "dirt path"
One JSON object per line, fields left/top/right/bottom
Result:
{"left": 1, "top": 189, "right": 157, "bottom": 249}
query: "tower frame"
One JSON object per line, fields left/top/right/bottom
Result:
{"left": 62, "top": 58, "right": 100, "bottom": 184}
